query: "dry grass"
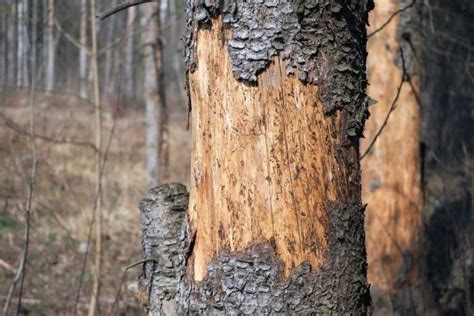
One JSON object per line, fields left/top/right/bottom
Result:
{"left": 0, "top": 88, "right": 191, "bottom": 314}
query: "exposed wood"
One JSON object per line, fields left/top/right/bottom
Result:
{"left": 187, "top": 20, "right": 361, "bottom": 282}
{"left": 362, "top": 0, "right": 422, "bottom": 310}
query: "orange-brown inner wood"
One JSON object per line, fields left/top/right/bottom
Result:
{"left": 362, "top": 0, "right": 422, "bottom": 291}
{"left": 187, "top": 21, "right": 358, "bottom": 281}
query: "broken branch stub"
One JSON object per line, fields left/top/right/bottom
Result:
{"left": 138, "top": 183, "right": 189, "bottom": 315}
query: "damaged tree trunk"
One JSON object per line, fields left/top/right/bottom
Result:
{"left": 362, "top": 0, "right": 423, "bottom": 313}
{"left": 176, "top": 1, "right": 373, "bottom": 314}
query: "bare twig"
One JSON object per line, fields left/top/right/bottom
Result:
{"left": 361, "top": 48, "right": 407, "bottom": 160}
{"left": 0, "top": 112, "right": 99, "bottom": 152}
{"left": 2, "top": 61, "right": 40, "bottom": 316}
{"left": 0, "top": 260, "right": 15, "bottom": 273}
{"left": 54, "top": 18, "right": 92, "bottom": 55}
{"left": 368, "top": 1, "right": 416, "bottom": 39}
{"left": 74, "top": 112, "right": 117, "bottom": 316}
{"left": 98, "top": 0, "right": 154, "bottom": 20}
{"left": 0, "top": 85, "right": 96, "bottom": 107}
{"left": 108, "top": 258, "right": 159, "bottom": 315}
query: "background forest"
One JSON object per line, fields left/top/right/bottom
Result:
{"left": 0, "top": 0, "right": 472, "bottom": 315}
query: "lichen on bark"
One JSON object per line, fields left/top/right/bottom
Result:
{"left": 184, "top": 0, "right": 374, "bottom": 137}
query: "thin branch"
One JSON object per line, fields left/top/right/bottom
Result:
{"left": 108, "top": 258, "right": 158, "bottom": 316}
{"left": 0, "top": 85, "right": 96, "bottom": 107}
{"left": 368, "top": 1, "right": 416, "bottom": 39}
{"left": 98, "top": 0, "right": 154, "bottom": 20}
{"left": 15, "top": 67, "right": 38, "bottom": 316}
{"left": 0, "top": 112, "right": 99, "bottom": 152}
{"left": 54, "top": 18, "right": 92, "bottom": 55}
{"left": 361, "top": 48, "right": 407, "bottom": 160}
{"left": 73, "top": 114, "right": 117, "bottom": 316}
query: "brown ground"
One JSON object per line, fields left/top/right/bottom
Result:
{"left": 0, "top": 87, "right": 191, "bottom": 315}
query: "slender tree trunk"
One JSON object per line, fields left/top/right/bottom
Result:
{"left": 11, "top": 2, "right": 17, "bottom": 86}
{"left": 88, "top": 0, "right": 103, "bottom": 314}
{"left": 1, "top": 10, "right": 7, "bottom": 85}
{"left": 103, "top": 0, "right": 117, "bottom": 102}
{"left": 124, "top": 6, "right": 136, "bottom": 99}
{"left": 168, "top": 0, "right": 185, "bottom": 109}
{"left": 45, "top": 0, "right": 55, "bottom": 91}
{"left": 16, "top": 0, "right": 26, "bottom": 86}
{"left": 30, "top": 0, "right": 37, "bottom": 86}
{"left": 362, "top": 1, "right": 423, "bottom": 314}
{"left": 79, "top": 0, "right": 88, "bottom": 98}
{"left": 141, "top": 1, "right": 165, "bottom": 188}
{"left": 177, "top": 2, "right": 372, "bottom": 314}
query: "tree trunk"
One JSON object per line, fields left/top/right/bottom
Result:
{"left": 177, "top": 1, "right": 373, "bottom": 314}
{"left": 11, "top": 2, "right": 17, "bottom": 86}
{"left": 141, "top": 1, "right": 166, "bottom": 188}
{"left": 361, "top": 0, "right": 423, "bottom": 313}
{"left": 1, "top": 9, "right": 7, "bottom": 85}
{"left": 124, "top": 6, "right": 136, "bottom": 100}
{"left": 88, "top": 0, "right": 103, "bottom": 314}
{"left": 30, "top": 0, "right": 38, "bottom": 85}
{"left": 45, "top": 0, "right": 55, "bottom": 91}
{"left": 17, "top": 0, "right": 28, "bottom": 87}
{"left": 103, "top": 0, "right": 117, "bottom": 102}
{"left": 79, "top": 0, "right": 88, "bottom": 98}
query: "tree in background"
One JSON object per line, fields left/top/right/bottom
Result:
{"left": 362, "top": 0, "right": 424, "bottom": 313}
{"left": 141, "top": 1, "right": 166, "bottom": 188}
{"left": 79, "top": 0, "right": 89, "bottom": 98}
{"left": 177, "top": 1, "right": 373, "bottom": 313}
{"left": 123, "top": 6, "right": 136, "bottom": 100}
{"left": 45, "top": 0, "right": 55, "bottom": 91}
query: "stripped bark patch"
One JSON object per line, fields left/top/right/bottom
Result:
{"left": 184, "top": 0, "right": 374, "bottom": 137}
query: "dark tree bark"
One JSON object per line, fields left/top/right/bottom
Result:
{"left": 174, "top": 1, "right": 374, "bottom": 314}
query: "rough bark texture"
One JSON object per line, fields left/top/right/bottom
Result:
{"left": 421, "top": 0, "right": 474, "bottom": 314}
{"left": 361, "top": 0, "right": 423, "bottom": 314}
{"left": 139, "top": 183, "right": 189, "bottom": 315}
{"left": 178, "top": 1, "right": 372, "bottom": 314}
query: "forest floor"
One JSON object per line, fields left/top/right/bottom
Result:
{"left": 0, "top": 87, "right": 191, "bottom": 315}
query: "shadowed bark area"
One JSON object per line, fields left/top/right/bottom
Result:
{"left": 362, "top": 0, "right": 423, "bottom": 314}
{"left": 178, "top": 0, "right": 373, "bottom": 314}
